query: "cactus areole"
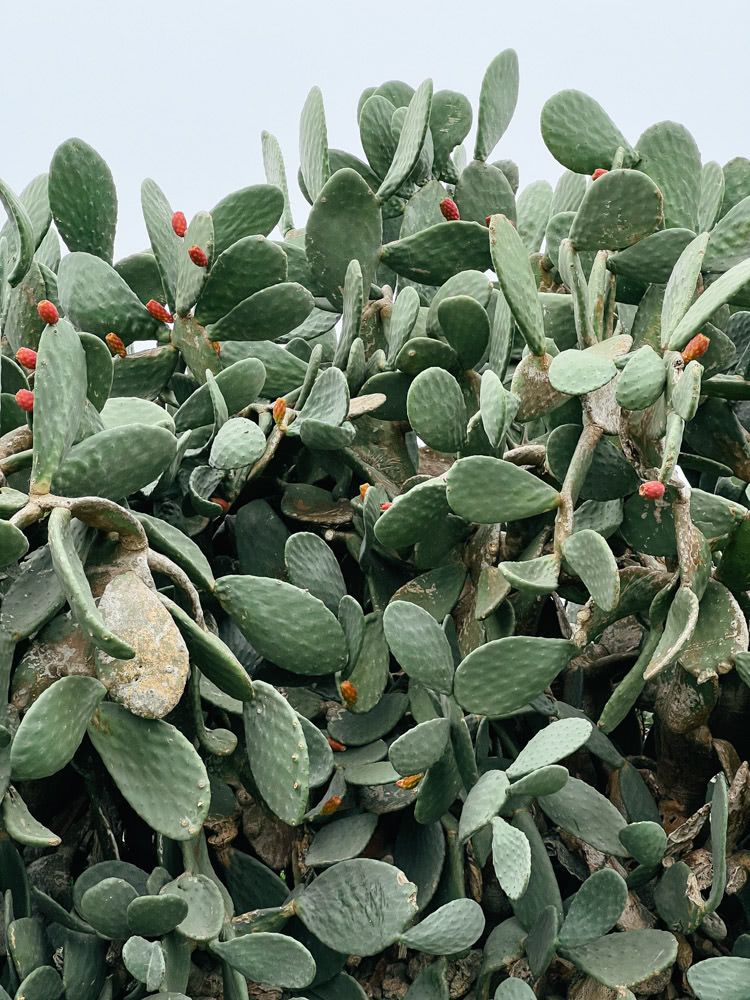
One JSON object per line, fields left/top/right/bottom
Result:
{"left": 0, "top": 47, "right": 746, "bottom": 1000}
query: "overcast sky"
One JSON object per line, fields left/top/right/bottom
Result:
{"left": 3, "top": 0, "right": 749, "bottom": 258}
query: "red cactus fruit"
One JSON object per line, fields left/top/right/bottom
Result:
{"left": 37, "top": 300, "right": 59, "bottom": 325}
{"left": 320, "top": 795, "right": 343, "bottom": 816}
{"left": 592, "top": 168, "right": 608, "bottom": 180}
{"left": 188, "top": 244, "right": 209, "bottom": 268}
{"left": 15, "top": 348, "right": 37, "bottom": 370}
{"left": 272, "top": 398, "right": 287, "bottom": 425}
{"left": 340, "top": 680, "right": 357, "bottom": 707}
{"left": 210, "top": 497, "right": 230, "bottom": 512}
{"left": 211, "top": 341, "right": 221, "bottom": 357}
{"left": 171, "top": 211, "right": 187, "bottom": 237}
{"left": 105, "top": 333, "right": 127, "bottom": 358}
{"left": 639, "top": 480, "right": 666, "bottom": 500}
{"left": 327, "top": 737, "right": 347, "bottom": 752}
{"left": 380, "top": 502, "right": 393, "bottom": 511}
{"left": 681, "top": 333, "right": 710, "bottom": 363}
{"left": 485, "top": 215, "right": 493, "bottom": 226}
{"left": 439, "top": 197, "right": 460, "bottom": 221}
{"left": 146, "top": 300, "right": 173, "bottom": 324}
{"left": 15, "top": 389, "right": 34, "bottom": 413}
{"left": 396, "top": 773, "right": 424, "bottom": 789}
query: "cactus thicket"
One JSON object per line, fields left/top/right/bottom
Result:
{"left": 0, "top": 48, "right": 748, "bottom": 1000}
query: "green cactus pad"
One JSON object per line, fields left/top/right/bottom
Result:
{"left": 636, "top": 121, "right": 701, "bottom": 231}
{"left": 382, "top": 221, "right": 492, "bottom": 286}
{"left": 508, "top": 764, "right": 569, "bottom": 798}
{"left": 211, "top": 184, "right": 284, "bottom": 255}
{"left": 458, "top": 769, "right": 510, "bottom": 842}
{"left": 687, "top": 957, "right": 750, "bottom": 1000}
{"left": 446, "top": 456, "right": 561, "bottom": 524}
{"left": 667, "top": 258, "right": 750, "bottom": 350}
{"left": 49, "top": 139, "right": 117, "bottom": 263}
{"left": 548, "top": 347, "right": 617, "bottom": 397}
{"left": 122, "top": 935, "right": 166, "bottom": 991}
{"left": 2, "top": 787, "right": 60, "bottom": 847}
{"left": 328, "top": 693, "right": 408, "bottom": 746}
{"left": 570, "top": 169, "right": 663, "bottom": 250}
{"left": 430, "top": 89, "right": 472, "bottom": 178}
{"left": 31, "top": 318, "right": 87, "bottom": 493}
{"left": 395, "top": 336, "right": 458, "bottom": 375}
{"left": 562, "top": 529, "right": 620, "bottom": 611}
{"left": 244, "top": 680, "right": 309, "bottom": 824}
{"left": 643, "top": 587, "right": 700, "bottom": 680}
{"left": 454, "top": 637, "right": 574, "bottom": 715}
{"left": 305, "top": 814, "right": 378, "bottom": 868}
{"left": 58, "top": 252, "right": 163, "bottom": 344}
{"left": 438, "top": 295, "right": 491, "bottom": 369}
{"left": 87, "top": 703, "right": 209, "bottom": 840}
{"left": 494, "top": 980, "right": 535, "bottom": 1000}
{"left": 378, "top": 80, "right": 433, "bottom": 202}
{"left": 618, "top": 821, "right": 667, "bottom": 867}
{"left": 405, "top": 368, "right": 466, "bottom": 453}
{"left": 382, "top": 601, "right": 454, "bottom": 693}
{"left": 489, "top": 214, "right": 545, "bottom": 356}
{"left": 506, "top": 718, "right": 592, "bottom": 780}
{"left": 0, "top": 520, "right": 29, "bottom": 568}
{"left": 540, "top": 90, "right": 635, "bottom": 174}
{"left": 474, "top": 50, "right": 519, "bottom": 162}
{"left": 558, "top": 869, "right": 628, "bottom": 948}
{"left": 561, "top": 929, "right": 678, "bottom": 989}
{"left": 140, "top": 178, "right": 180, "bottom": 302}
{"left": 212, "top": 933, "right": 316, "bottom": 989}
{"left": 10, "top": 676, "right": 106, "bottom": 780}
{"left": 374, "top": 480, "right": 451, "bottom": 549}
{"left": 207, "top": 282, "right": 313, "bottom": 342}
{"left": 299, "top": 87, "right": 330, "bottom": 203}
{"left": 127, "top": 893, "right": 189, "bottom": 937}
{"left": 455, "top": 161, "right": 515, "bottom": 226}
{"left": 491, "top": 816, "right": 531, "bottom": 900}
{"left": 284, "top": 533, "right": 346, "bottom": 614}
{"left": 215, "top": 575, "right": 347, "bottom": 675}
{"left": 399, "top": 898, "right": 484, "bottom": 955}
{"left": 79, "top": 876, "right": 138, "bottom": 938}
{"left": 389, "top": 719, "right": 451, "bottom": 776}
{"left": 209, "top": 417, "right": 266, "bottom": 470}
{"left": 194, "top": 236, "right": 287, "bottom": 328}
{"left": 160, "top": 873, "right": 225, "bottom": 942}
{"left": 306, "top": 169, "right": 382, "bottom": 310}
{"left": 175, "top": 211, "right": 213, "bottom": 316}
{"left": 294, "top": 859, "right": 418, "bottom": 956}
{"left": 607, "top": 227, "right": 696, "bottom": 285}
{"left": 615, "top": 345, "right": 667, "bottom": 410}
{"left": 538, "top": 776, "right": 627, "bottom": 855}
{"left": 52, "top": 422, "right": 176, "bottom": 499}
{"left": 517, "top": 180, "right": 553, "bottom": 253}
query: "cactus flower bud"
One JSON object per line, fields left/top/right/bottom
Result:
{"left": 211, "top": 341, "right": 221, "bottom": 357}
{"left": 15, "top": 348, "right": 37, "bottom": 370}
{"left": 485, "top": 215, "right": 492, "bottom": 226}
{"left": 681, "top": 333, "right": 710, "bottom": 363}
{"left": 320, "top": 795, "right": 343, "bottom": 816}
{"left": 188, "top": 244, "right": 209, "bottom": 267}
{"left": 146, "top": 300, "right": 173, "bottom": 324}
{"left": 37, "top": 300, "right": 59, "bottom": 325}
{"left": 396, "top": 773, "right": 424, "bottom": 790}
{"left": 379, "top": 502, "right": 392, "bottom": 511}
{"left": 592, "top": 168, "right": 608, "bottom": 180}
{"left": 105, "top": 333, "right": 127, "bottom": 358}
{"left": 171, "top": 211, "right": 187, "bottom": 237}
{"left": 340, "top": 680, "right": 357, "bottom": 707}
{"left": 327, "top": 737, "right": 347, "bottom": 752}
{"left": 272, "top": 398, "right": 287, "bottom": 426}
{"left": 359, "top": 483, "right": 370, "bottom": 501}
{"left": 15, "top": 389, "right": 34, "bottom": 413}
{"left": 639, "top": 480, "right": 666, "bottom": 500}
{"left": 439, "top": 197, "right": 460, "bottom": 221}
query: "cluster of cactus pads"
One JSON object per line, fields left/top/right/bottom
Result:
{"left": 1, "top": 47, "right": 750, "bottom": 1000}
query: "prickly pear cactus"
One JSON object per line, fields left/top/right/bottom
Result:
{"left": 0, "top": 49, "right": 748, "bottom": 1000}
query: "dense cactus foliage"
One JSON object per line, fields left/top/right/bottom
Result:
{"left": 0, "top": 48, "right": 750, "bottom": 1000}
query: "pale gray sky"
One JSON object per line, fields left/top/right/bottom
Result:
{"left": 3, "top": 0, "right": 749, "bottom": 258}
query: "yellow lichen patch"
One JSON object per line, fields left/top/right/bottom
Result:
{"left": 95, "top": 572, "right": 189, "bottom": 718}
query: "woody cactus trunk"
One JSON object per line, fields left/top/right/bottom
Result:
{"left": 0, "top": 48, "right": 748, "bottom": 1000}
